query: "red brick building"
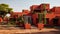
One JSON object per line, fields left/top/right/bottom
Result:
{"left": 9, "top": 3, "right": 60, "bottom": 26}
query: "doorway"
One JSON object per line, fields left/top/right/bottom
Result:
{"left": 46, "top": 18, "right": 49, "bottom": 24}
{"left": 43, "top": 18, "right": 49, "bottom": 24}
{"left": 28, "top": 16, "right": 33, "bottom": 25}
{"left": 52, "top": 18, "right": 59, "bottom": 26}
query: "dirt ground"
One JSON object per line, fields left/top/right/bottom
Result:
{"left": 0, "top": 26, "right": 60, "bottom": 34}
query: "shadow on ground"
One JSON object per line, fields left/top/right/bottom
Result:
{"left": 13, "top": 26, "right": 60, "bottom": 34}
{"left": 13, "top": 31, "right": 60, "bottom": 34}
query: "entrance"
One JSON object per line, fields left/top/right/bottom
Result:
{"left": 46, "top": 18, "right": 49, "bottom": 24}
{"left": 43, "top": 18, "right": 49, "bottom": 24}
{"left": 28, "top": 16, "right": 33, "bottom": 25}
{"left": 52, "top": 18, "right": 59, "bottom": 26}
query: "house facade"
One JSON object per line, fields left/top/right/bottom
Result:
{"left": 0, "top": 3, "right": 60, "bottom": 26}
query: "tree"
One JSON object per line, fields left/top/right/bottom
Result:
{"left": 43, "top": 4, "right": 47, "bottom": 24}
{"left": 38, "top": 13, "right": 43, "bottom": 23}
{"left": 0, "top": 4, "right": 13, "bottom": 18}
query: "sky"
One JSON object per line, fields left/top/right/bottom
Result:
{"left": 0, "top": 0, "right": 60, "bottom": 12}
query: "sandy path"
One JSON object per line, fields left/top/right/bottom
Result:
{"left": 0, "top": 28, "right": 59, "bottom": 34}
{"left": 0, "top": 26, "right": 59, "bottom": 34}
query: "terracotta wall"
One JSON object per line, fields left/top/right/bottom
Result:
{"left": 46, "top": 13, "right": 55, "bottom": 20}
{"left": 0, "top": 17, "right": 3, "bottom": 23}
{"left": 51, "top": 7, "right": 60, "bottom": 14}
{"left": 30, "top": 5, "right": 38, "bottom": 11}
{"left": 45, "top": 13, "right": 55, "bottom": 25}
{"left": 32, "top": 13, "right": 38, "bottom": 25}
{"left": 22, "top": 10, "right": 30, "bottom": 15}
{"left": 10, "top": 12, "right": 23, "bottom": 18}
{"left": 39, "top": 4, "right": 50, "bottom": 11}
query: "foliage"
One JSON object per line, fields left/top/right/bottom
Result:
{"left": 43, "top": 4, "right": 47, "bottom": 24}
{"left": 17, "top": 16, "right": 24, "bottom": 23}
{"left": 0, "top": 4, "right": 13, "bottom": 17}
{"left": 38, "top": 13, "right": 43, "bottom": 23}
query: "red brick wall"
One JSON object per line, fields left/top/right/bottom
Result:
{"left": 30, "top": 5, "right": 38, "bottom": 11}
{"left": 51, "top": 7, "right": 60, "bottom": 14}
{"left": 10, "top": 12, "right": 23, "bottom": 18}
{"left": 22, "top": 10, "right": 30, "bottom": 15}
{"left": 0, "top": 17, "right": 3, "bottom": 23}
{"left": 32, "top": 13, "right": 38, "bottom": 25}
{"left": 39, "top": 4, "right": 50, "bottom": 11}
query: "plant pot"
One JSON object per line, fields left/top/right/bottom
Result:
{"left": 37, "top": 23, "right": 44, "bottom": 30}
{"left": 24, "top": 23, "right": 31, "bottom": 29}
